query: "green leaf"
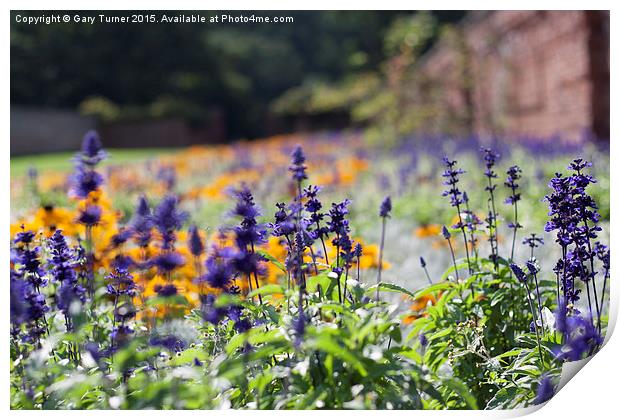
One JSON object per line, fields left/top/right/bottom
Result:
{"left": 366, "top": 282, "right": 416, "bottom": 299}
{"left": 428, "top": 327, "right": 453, "bottom": 341}
{"left": 412, "top": 282, "right": 454, "bottom": 299}
{"left": 443, "top": 378, "right": 479, "bottom": 409}
{"left": 486, "top": 386, "right": 519, "bottom": 410}
{"left": 494, "top": 348, "right": 526, "bottom": 361}
{"left": 248, "top": 284, "right": 285, "bottom": 297}
{"left": 311, "top": 335, "right": 368, "bottom": 376}
{"left": 256, "top": 249, "right": 287, "bottom": 272}
{"left": 145, "top": 294, "right": 189, "bottom": 307}
{"left": 170, "top": 348, "right": 210, "bottom": 366}
{"left": 308, "top": 272, "right": 340, "bottom": 301}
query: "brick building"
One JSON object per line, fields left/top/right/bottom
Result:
{"left": 417, "top": 11, "right": 609, "bottom": 142}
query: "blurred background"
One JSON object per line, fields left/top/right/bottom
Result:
{"left": 10, "top": 10, "right": 609, "bottom": 156}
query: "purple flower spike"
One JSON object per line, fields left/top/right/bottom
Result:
{"left": 289, "top": 145, "right": 308, "bottom": 183}
{"left": 79, "top": 130, "right": 107, "bottom": 167}
{"left": 509, "top": 263, "right": 527, "bottom": 283}
{"left": 77, "top": 205, "right": 102, "bottom": 227}
{"left": 131, "top": 195, "right": 153, "bottom": 248}
{"left": 441, "top": 226, "right": 451, "bottom": 240}
{"left": 188, "top": 225, "right": 205, "bottom": 257}
{"left": 534, "top": 375, "right": 555, "bottom": 405}
{"left": 379, "top": 196, "right": 392, "bottom": 218}
{"left": 153, "top": 195, "right": 188, "bottom": 248}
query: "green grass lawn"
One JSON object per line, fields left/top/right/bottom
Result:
{"left": 10, "top": 148, "right": 180, "bottom": 177}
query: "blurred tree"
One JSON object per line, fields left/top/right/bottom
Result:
{"left": 271, "top": 11, "right": 467, "bottom": 143}
{"left": 11, "top": 10, "right": 421, "bottom": 139}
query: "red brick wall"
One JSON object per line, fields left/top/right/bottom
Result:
{"left": 419, "top": 11, "right": 609, "bottom": 142}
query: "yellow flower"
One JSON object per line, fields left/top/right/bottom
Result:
{"left": 356, "top": 241, "right": 391, "bottom": 270}
{"left": 12, "top": 206, "right": 79, "bottom": 237}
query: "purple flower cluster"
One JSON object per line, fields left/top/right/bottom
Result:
{"left": 187, "top": 225, "right": 205, "bottom": 257}
{"left": 78, "top": 130, "right": 107, "bottom": 166}
{"left": 303, "top": 185, "right": 330, "bottom": 263}
{"left": 272, "top": 202, "right": 296, "bottom": 238}
{"left": 230, "top": 186, "right": 267, "bottom": 303}
{"left": 379, "top": 196, "right": 392, "bottom": 218}
{"left": 106, "top": 268, "right": 138, "bottom": 299}
{"left": 11, "top": 230, "right": 50, "bottom": 343}
{"left": 534, "top": 375, "right": 555, "bottom": 405}
{"left": 289, "top": 145, "right": 308, "bottom": 184}
{"left": 70, "top": 164, "right": 104, "bottom": 199}
{"left": 553, "top": 310, "right": 603, "bottom": 361}
{"left": 504, "top": 165, "right": 522, "bottom": 206}
{"left": 77, "top": 205, "right": 102, "bottom": 227}
{"left": 130, "top": 195, "right": 154, "bottom": 248}
{"left": 71, "top": 132, "right": 107, "bottom": 230}
{"left": 154, "top": 283, "right": 178, "bottom": 297}
{"left": 327, "top": 199, "right": 351, "bottom": 237}
{"left": 152, "top": 195, "right": 188, "bottom": 249}
{"left": 149, "top": 335, "right": 186, "bottom": 353}
{"left": 49, "top": 230, "right": 86, "bottom": 329}
{"left": 10, "top": 268, "right": 49, "bottom": 344}
{"left": 150, "top": 251, "right": 186, "bottom": 275}
{"left": 201, "top": 246, "right": 235, "bottom": 290}
{"left": 544, "top": 159, "right": 607, "bottom": 330}
{"left": 441, "top": 157, "right": 465, "bottom": 210}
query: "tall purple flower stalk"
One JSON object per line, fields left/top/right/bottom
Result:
{"left": 49, "top": 230, "right": 86, "bottom": 361}
{"left": 442, "top": 157, "right": 472, "bottom": 275}
{"left": 13, "top": 230, "right": 50, "bottom": 345}
{"left": 272, "top": 201, "right": 296, "bottom": 292}
{"left": 106, "top": 267, "right": 137, "bottom": 351}
{"left": 289, "top": 145, "right": 316, "bottom": 309}
{"left": 230, "top": 186, "right": 267, "bottom": 305}
{"left": 328, "top": 199, "right": 351, "bottom": 303}
{"left": 567, "top": 159, "right": 603, "bottom": 330}
{"left": 188, "top": 224, "right": 205, "bottom": 282}
{"left": 376, "top": 196, "right": 391, "bottom": 300}
{"left": 304, "top": 185, "right": 329, "bottom": 266}
{"left": 71, "top": 131, "right": 107, "bottom": 298}
{"left": 131, "top": 195, "right": 154, "bottom": 250}
{"left": 49, "top": 230, "right": 86, "bottom": 330}
{"left": 505, "top": 165, "right": 523, "bottom": 264}
{"left": 546, "top": 172, "right": 576, "bottom": 307}
{"left": 11, "top": 231, "right": 50, "bottom": 347}
{"left": 354, "top": 242, "right": 363, "bottom": 284}
{"left": 152, "top": 195, "right": 188, "bottom": 250}
{"left": 481, "top": 148, "right": 500, "bottom": 269}
{"left": 289, "top": 145, "right": 308, "bottom": 231}
{"left": 199, "top": 245, "right": 235, "bottom": 291}
{"left": 545, "top": 159, "right": 607, "bottom": 333}
{"left": 151, "top": 195, "right": 188, "bottom": 293}
{"left": 420, "top": 256, "right": 433, "bottom": 284}
{"left": 526, "top": 261, "right": 545, "bottom": 336}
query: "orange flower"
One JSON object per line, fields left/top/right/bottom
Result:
{"left": 415, "top": 224, "right": 441, "bottom": 238}
{"left": 402, "top": 293, "right": 440, "bottom": 325}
